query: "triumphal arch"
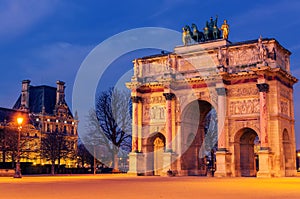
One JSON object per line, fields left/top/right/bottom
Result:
{"left": 126, "top": 18, "right": 298, "bottom": 177}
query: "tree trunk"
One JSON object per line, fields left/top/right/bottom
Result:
{"left": 58, "top": 158, "right": 61, "bottom": 174}
{"left": 81, "top": 159, "right": 84, "bottom": 168}
{"left": 51, "top": 161, "right": 55, "bottom": 175}
{"left": 113, "top": 152, "right": 119, "bottom": 171}
{"left": 2, "top": 150, "right": 5, "bottom": 163}
{"left": 11, "top": 154, "right": 15, "bottom": 168}
{"left": 93, "top": 146, "right": 96, "bottom": 175}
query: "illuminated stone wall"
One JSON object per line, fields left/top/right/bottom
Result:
{"left": 127, "top": 38, "right": 297, "bottom": 177}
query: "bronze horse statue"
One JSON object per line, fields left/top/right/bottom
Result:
{"left": 182, "top": 17, "right": 227, "bottom": 45}
{"left": 182, "top": 25, "right": 192, "bottom": 45}
{"left": 191, "top": 23, "right": 205, "bottom": 42}
{"left": 213, "top": 25, "right": 221, "bottom": 40}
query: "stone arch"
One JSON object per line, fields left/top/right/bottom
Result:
{"left": 180, "top": 99, "right": 216, "bottom": 176}
{"left": 230, "top": 123, "right": 260, "bottom": 143}
{"left": 145, "top": 132, "right": 166, "bottom": 176}
{"left": 282, "top": 129, "right": 293, "bottom": 175}
{"left": 179, "top": 93, "right": 217, "bottom": 116}
{"left": 234, "top": 128, "right": 259, "bottom": 177}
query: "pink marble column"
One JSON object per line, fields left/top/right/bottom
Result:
{"left": 131, "top": 96, "right": 142, "bottom": 152}
{"left": 163, "top": 93, "right": 175, "bottom": 152}
{"left": 256, "top": 83, "right": 269, "bottom": 149}
{"left": 216, "top": 87, "right": 227, "bottom": 150}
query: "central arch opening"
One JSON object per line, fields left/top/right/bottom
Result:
{"left": 180, "top": 100, "right": 217, "bottom": 176}
{"left": 235, "top": 128, "right": 259, "bottom": 177}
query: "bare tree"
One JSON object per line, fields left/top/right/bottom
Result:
{"left": 77, "top": 143, "right": 94, "bottom": 168}
{"left": 0, "top": 123, "right": 36, "bottom": 167}
{"left": 41, "top": 131, "right": 75, "bottom": 175}
{"left": 0, "top": 126, "right": 17, "bottom": 165}
{"left": 93, "top": 87, "right": 132, "bottom": 171}
{"left": 203, "top": 109, "right": 218, "bottom": 156}
{"left": 83, "top": 109, "right": 113, "bottom": 174}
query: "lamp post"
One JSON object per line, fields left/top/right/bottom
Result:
{"left": 14, "top": 117, "right": 23, "bottom": 178}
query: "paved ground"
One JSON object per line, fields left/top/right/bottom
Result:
{"left": 1, "top": 175, "right": 300, "bottom": 199}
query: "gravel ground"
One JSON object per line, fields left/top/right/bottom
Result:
{"left": 0, "top": 174, "right": 300, "bottom": 199}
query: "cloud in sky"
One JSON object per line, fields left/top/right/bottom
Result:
{"left": 0, "top": 0, "right": 59, "bottom": 41}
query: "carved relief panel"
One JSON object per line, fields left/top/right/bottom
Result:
{"left": 230, "top": 99, "right": 260, "bottom": 115}
{"left": 150, "top": 106, "right": 165, "bottom": 121}
{"left": 280, "top": 100, "right": 289, "bottom": 116}
{"left": 227, "top": 87, "right": 259, "bottom": 97}
{"left": 280, "top": 87, "right": 291, "bottom": 100}
{"left": 143, "top": 95, "right": 166, "bottom": 123}
{"left": 279, "top": 86, "right": 291, "bottom": 116}
{"left": 228, "top": 85, "right": 260, "bottom": 116}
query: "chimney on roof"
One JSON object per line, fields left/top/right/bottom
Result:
{"left": 20, "top": 80, "right": 30, "bottom": 110}
{"left": 56, "top": 80, "right": 65, "bottom": 105}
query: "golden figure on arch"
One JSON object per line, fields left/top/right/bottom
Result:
{"left": 221, "top": 19, "right": 229, "bottom": 39}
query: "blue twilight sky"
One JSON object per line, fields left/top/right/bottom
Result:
{"left": 0, "top": 0, "right": 300, "bottom": 147}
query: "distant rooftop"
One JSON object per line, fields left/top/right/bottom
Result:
{"left": 12, "top": 82, "right": 73, "bottom": 117}
{"left": 13, "top": 85, "right": 57, "bottom": 115}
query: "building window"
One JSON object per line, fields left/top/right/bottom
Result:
{"left": 71, "top": 127, "right": 74, "bottom": 135}
{"left": 55, "top": 125, "right": 58, "bottom": 132}
{"left": 63, "top": 126, "right": 67, "bottom": 134}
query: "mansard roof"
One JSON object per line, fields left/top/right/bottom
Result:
{"left": 13, "top": 85, "right": 73, "bottom": 118}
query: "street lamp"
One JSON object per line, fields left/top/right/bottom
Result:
{"left": 14, "top": 117, "right": 23, "bottom": 178}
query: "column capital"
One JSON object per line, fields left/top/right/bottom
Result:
{"left": 256, "top": 83, "right": 269, "bottom": 93}
{"left": 163, "top": 93, "right": 176, "bottom": 100}
{"left": 216, "top": 88, "right": 227, "bottom": 96}
{"left": 131, "top": 96, "right": 143, "bottom": 103}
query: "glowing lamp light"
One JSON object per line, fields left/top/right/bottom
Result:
{"left": 17, "top": 117, "right": 23, "bottom": 126}
{"left": 14, "top": 116, "right": 24, "bottom": 178}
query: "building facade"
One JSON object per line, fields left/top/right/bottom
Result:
{"left": 0, "top": 80, "right": 78, "bottom": 167}
{"left": 127, "top": 37, "right": 298, "bottom": 177}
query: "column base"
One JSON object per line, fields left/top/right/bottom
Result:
{"left": 162, "top": 152, "right": 177, "bottom": 176}
{"left": 214, "top": 150, "right": 232, "bottom": 177}
{"left": 256, "top": 149, "right": 272, "bottom": 178}
{"left": 127, "top": 152, "right": 145, "bottom": 176}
